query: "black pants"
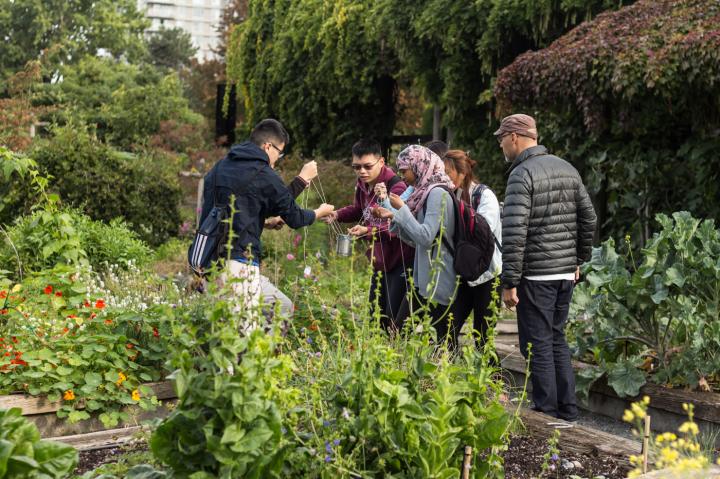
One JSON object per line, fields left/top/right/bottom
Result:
{"left": 395, "top": 290, "right": 461, "bottom": 351}
{"left": 453, "top": 280, "right": 494, "bottom": 349}
{"left": 517, "top": 279, "right": 577, "bottom": 421}
{"left": 369, "top": 265, "right": 409, "bottom": 332}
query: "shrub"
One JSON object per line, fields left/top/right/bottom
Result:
{"left": 0, "top": 208, "right": 151, "bottom": 277}
{"left": 29, "top": 124, "right": 182, "bottom": 246}
{"left": 570, "top": 211, "right": 720, "bottom": 397}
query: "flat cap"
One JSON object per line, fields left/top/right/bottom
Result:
{"left": 494, "top": 114, "right": 538, "bottom": 140}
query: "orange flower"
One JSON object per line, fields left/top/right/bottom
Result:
{"left": 90, "top": 313, "right": 97, "bottom": 319}
{"left": 152, "top": 327, "right": 159, "bottom": 338}
{"left": 95, "top": 299, "right": 106, "bottom": 309}
{"left": 55, "top": 291, "right": 62, "bottom": 297}
{"left": 43, "top": 285, "right": 53, "bottom": 295}
{"left": 83, "top": 300, "right": 91, "bottom": 308}
{"left": 62, "top": 327, "right": 69, "bottom": 334}
{"left": 131, "top": 389, "right": 140, "bottom": 401}
{"left": 126, "top": 343, "right": 134, "bottom": 349}
{"left": 0, "top": 309, "right": 7, "bottom": 315}
{"left": 0, "top": 290, "right": 6, "bottom": 299}
{"left": 63, "top": 390, "right": 75, "bottom": 401}
{"left": 104, "top": 319, "right": 111, "bottom": 325}
{"left": 309, "top": 322, "right": 319, "bottom": 331}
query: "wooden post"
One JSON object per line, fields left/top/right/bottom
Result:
{"left": 462, "top": 445, "right": 472, "bottom": 479}
{"left": 642, "top": 415, "right": 651, "bottom": 473}
{"left": 433, "top": 104, "right": 441, "bottom": 141}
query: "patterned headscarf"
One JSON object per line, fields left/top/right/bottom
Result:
{"left": 396, "top": 145, "right": 455, "bottom": 215}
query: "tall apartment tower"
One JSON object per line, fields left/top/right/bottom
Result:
{"left": 137, "top": 0, "right": 229, "bottom": 60}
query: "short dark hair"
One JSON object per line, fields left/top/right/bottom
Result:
{"left": 250, "top": 119, "right": 290, "bottom": 148}
{"left": 351, "top": 139, "right": 382, "bottom": 158}
{"left": 424, "top": 140, "right": 448, "bottom": 158}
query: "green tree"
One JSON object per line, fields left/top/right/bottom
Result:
{"left": 147, "top": 27, "right": 198, "bottom": 70}
{"left": 0, "top": 0, "right": 149, "bottom": 88}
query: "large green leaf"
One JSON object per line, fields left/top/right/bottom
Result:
{"left": 607, "top": 360, "right": 646, "bottom": 398}
{"left": 33, "top": 440, "right": 78, "bottom": 478}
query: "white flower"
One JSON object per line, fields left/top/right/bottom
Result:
{"left": 303, "top": 266, "right": 312, "bottom": 278}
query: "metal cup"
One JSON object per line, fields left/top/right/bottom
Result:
{"left": 336, "top": 234, "right": 352, "bottom": 256}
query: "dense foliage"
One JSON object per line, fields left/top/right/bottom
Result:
{"left": 227, "top": 0, "right": 627, "bottom": 165}
{"left": 495, "top": 0, "right": 720, "bottom": 242}
{"left": 0, "top": 408, "right": 77, "bottom": 478}
{"left": 570, "top": 212, "right": 720, "bottom": 397}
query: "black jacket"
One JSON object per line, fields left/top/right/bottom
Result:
{"left": 501, "top": 145, "right": 597, "bottom": 288}
{"left": 200, "top": 141, "right": 315, "bottom": 264}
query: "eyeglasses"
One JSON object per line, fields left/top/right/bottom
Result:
{"left": 351, "top": 158, "right": 381, "bottom": 171}
{"left": 267, "top": 142, "right": 285, "bottom": 159}
{"left": 497, "top": 133, "right": 515, "bottom": 145}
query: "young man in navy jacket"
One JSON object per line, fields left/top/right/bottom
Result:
{"left": 200, "top": 119, "right": 334, "bottom": 316}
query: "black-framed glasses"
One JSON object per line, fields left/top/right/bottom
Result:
{"left": 351, "top": 157, "right": 381, "bottom": 171}
{"left": 267, "top": 142, "right": 285, "bottom": 159}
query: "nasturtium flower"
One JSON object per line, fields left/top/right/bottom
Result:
{"left": 63, "top": 390, "right": 75, "bottom": 401}
{"left": 131, "top": 389, "right": 140, "bottom": 401}
{"left": 44, "top": 285, "right": 53, "bottom": 295}
{"left": 55, "top": 291, "right": 62, "bottom": 297}
{"left": 95, "top": 299, "right": 106, "bottom": 309}
{"left": 116, "top": 372, "right": 127, "bottom": 386}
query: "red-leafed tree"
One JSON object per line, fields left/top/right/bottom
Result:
{"left": 495, "top": 0, "right": 720, "bottom": 243}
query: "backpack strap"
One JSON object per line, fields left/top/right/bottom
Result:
{"left": 471, "top": 183, "right": 502, "bottom": 252}
{"left": 385, "top": 174, "right": 403, "bottom": 192}
{"left": 422, "top": 185, "right": 457, "bottom": 256}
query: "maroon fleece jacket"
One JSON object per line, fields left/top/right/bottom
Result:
{"left": 335, "top": 166, "right": 414, "bottom": 272}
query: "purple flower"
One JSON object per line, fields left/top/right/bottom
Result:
{"left": 306, "top": 336, "right": 313, "bottom": 344}
{"left": 324, "top": 455, "right": 332, "bottom": 463}
{"left": 322, "top": 419, "right": 330, "bottom": 427}
{"left": 315, "top": 351, "right": 322, "bottom": 358}
{"left": 551, "top": 453, "right": 559, "bottom": 462}
{"left": 325, "top": 441, "right": 332, "bottom": 453}
{"left": 333, "top": 439, "right": 340, "bottom": 446}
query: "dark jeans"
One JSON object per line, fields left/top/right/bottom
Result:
{"left": 517, "top": 279, "right": 578, "bottom": 421}
{"left": 395, "top": 290, "right": 461, "bottom": 351}
{"left": 454, "top": 280, "right": 494, "bottom": 349}
{"left": 369, "top": 265, "right": 410, "bottom": 332}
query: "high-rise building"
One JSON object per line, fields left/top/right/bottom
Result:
{"left": 138, "top": 0, "right": 229, "bottom": 60}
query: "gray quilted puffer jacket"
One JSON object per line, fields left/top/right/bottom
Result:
{"left": 500, "top": 145, "right": 597, "bottom": 288}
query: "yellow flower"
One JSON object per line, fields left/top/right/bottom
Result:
{"left": 131, "top": 389, "right": 140, "bottom": 401}
{"left": 642, "top": 395, "right": 650, "bottom": 405}
{"left": 11, "top": 284, "right": 21, "bottom": 293}
{"left": 660, "top": 447, "right": 679, "bottom": 463}
{"left": 623, "top": 409, "right": 635, "bottom": 422}
{"left": 63, "top": 390, "right": 75, "bottom": 401}
{"left": 631, "top": 402, "right": 647, "bottom": 419}
{"left": 678, "top": 421, "right": 699, "bottom": 436}
{"left": 116, "top": 371, "right": 127, "bottom": 386}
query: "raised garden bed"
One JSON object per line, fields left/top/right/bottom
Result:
{"left": 496, "top": 341, "right": 720, "bottom": 441}
{"left": 0, "top": 381, "right": 176, "bottom": 438}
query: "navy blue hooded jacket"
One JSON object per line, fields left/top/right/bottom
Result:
{"left": 199, "top": 141, "right": 315, "bottom": 264}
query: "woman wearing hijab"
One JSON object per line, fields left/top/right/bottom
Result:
{"left": 374, "top": 144, "right": 460, "bottom": 350}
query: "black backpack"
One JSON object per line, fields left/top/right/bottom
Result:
{"left": 425, "top": 185, "right": 496, "bottom": 282}
{"left": 187, "top": 161, "right": 262, "bottom": 277}
{"left": 471, "top": 184, "right": 502, "bottom": 252}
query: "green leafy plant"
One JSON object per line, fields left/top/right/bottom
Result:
{"left": 0, "top": 407, "right": 78, "bottom": 478}
{"left": 0, "top": 267, "right": 172, "bottom": 427}
{"left": 570, "top": 211, "right": 720, "bottom": 397}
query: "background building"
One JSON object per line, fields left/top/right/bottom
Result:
{"left": 137, "top": 0, "right": 228, "bottom": 60}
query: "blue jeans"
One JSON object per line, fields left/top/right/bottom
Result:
{"left": 517, "top": 279, "right": 578, "bottom": 421}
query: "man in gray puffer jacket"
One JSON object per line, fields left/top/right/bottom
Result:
{"left": 497, "top": 114, "right": 596, "bottom": 421}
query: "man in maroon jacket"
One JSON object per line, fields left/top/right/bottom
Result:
{"left": 323, "top": 139, "right": 414, "bottom": 331}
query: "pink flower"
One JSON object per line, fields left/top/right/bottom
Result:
{"left": 292, "top": 234, "right": 302, "bottom": 248}
{"left": 286, "top": 253, "right": 295, "bottom": 261}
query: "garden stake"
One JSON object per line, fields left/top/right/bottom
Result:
{"left": 642, "top": 415, "right": 651, "bottom": 473}
{"left": 462, "top": 446, "right": 472, "bottom": 479}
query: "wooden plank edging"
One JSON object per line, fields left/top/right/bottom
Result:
{"left": 0, "top": 381, "right": 176, "bottom": 416}
{"left": 49, "top": 425, "right": 147, "bottom": 451}
{"left": 495, "top": 342, "right": 720, "bottom": 425}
